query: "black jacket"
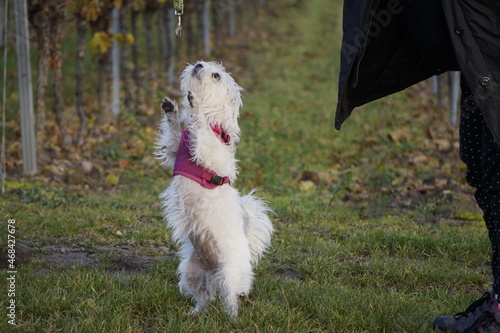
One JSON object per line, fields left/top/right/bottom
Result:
{"left": 335, "top": 0, "right": 500, "bottom": 146}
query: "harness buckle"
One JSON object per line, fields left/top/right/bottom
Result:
{"left": 208, "top": 174, "right": 225, "bottom": 185}
{"left": 201, "top": 171, "right": 228, "bottom": 186}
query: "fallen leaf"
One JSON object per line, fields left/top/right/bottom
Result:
{"left": 64, "top": 170, "right": 85, "bottom": 185}
{"left": 104, "top": 173, "right": 119, "bottom": 185}
{"left": 434, "top": 139, "right": 452, "bottom": 152}
{"left": 388, "top": 128, "right": 410, "bottom": 143}
{"left": 299, "top": 180, "right": 315, "bottom": 192}
{"left": 81, "top": 161, "right": 93, "bottom": 174}
{"left": 408, "top": 152, "right": 428, "bottom": 165}
{"left": 141, "top": 156, "right": 156, "bottom": 167}
{"left": 434, "top": 178, "right": 448, "bottom": 188}
{"left": 118, "top": 159, "right": 133, "bottom": 168}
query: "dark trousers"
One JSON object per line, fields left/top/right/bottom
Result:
{"left": 460, "top": 78, "right": 500, "bottom": 295}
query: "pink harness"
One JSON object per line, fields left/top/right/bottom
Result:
{"left": 173, "top": 126, "right": 231, "bottom": 189}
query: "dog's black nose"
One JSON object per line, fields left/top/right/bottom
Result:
{"left": 192, "top": 63, "right": 204, "bottom": 77}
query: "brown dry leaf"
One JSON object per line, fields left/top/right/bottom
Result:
{"left": 8, "top": 141, "right": 21, "bottom": 158}
{"left": 434, "top": 139, "right": 452, "bottom": 152}
{"left": 65, "top": 170, "right": 85, "bottom": 185}
{"left": 388, "top": 128, "right": 410, "bottom": 143}
{"left": 381, "top": 186, "right": 394, "bottom": 194}
{"left": 434, "top": 178, "right": 448, "bottom": 188}
{"left": 127, "top": 139, "right": 146, "bottom": 158}
{"left": 141, "top": 156, "right": 156, "bottom": 167}
{"left": 364, "top": 137, "right": 378, "bottom": 146}
{"left": 49, "top": 55, "right": 60, "bottom": 69}
{"left": 317, "top": 171, "right": 332, "bottom": 183}
{"left": 387, "top": 196, "right": 413, "bottom": 208}
{"left": 426, "top": 124, "right": 436, "bottom": 139}
{"left": 428, "top": 157, "right": 441, "bottom": 168}
{"left": 405, "top": 169, "right": 417, "bottom": 182}
{"left": 416, "top": 184, "right": 435, "bottom": 194}
{"left": 118, "top": 159, "right": 133, "bottom": 169}
{"left": 42, "top": 165, "right": 62, "bottom": 175}
{"left": 408, "top": 152, "right": 428, "bottom": 165}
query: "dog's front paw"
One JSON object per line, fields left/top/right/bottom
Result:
{"left": 187, "top": 91, "right": 198, "bottom": 109}
{"left": 161, "top": 97, "right": 177, "bottom": 114}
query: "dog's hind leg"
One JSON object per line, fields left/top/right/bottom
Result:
{"left": 183, "top": 252, "right": 216, "bottom": 314}
{"left": 218, "top": 245, "right": 253, "bottom": 319}
{"left": 179, "top": 232, "right": 219, "bottom": 315}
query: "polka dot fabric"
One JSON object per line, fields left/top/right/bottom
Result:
{"left": 460, "top": 77, "right": 500, "bottom": 295}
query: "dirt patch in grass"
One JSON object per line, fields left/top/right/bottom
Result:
{"left": 5, "top": 239, "right": 175, "bottom": 273}
{"left": 272, "top": 267, "right": 304, "bottom": 281}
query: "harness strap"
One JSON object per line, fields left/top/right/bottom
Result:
{"left": 173, "top": 128, "right": 231, "bottom": 189}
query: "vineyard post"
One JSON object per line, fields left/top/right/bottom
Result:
{"left": 14, "top": 0, "right": 37, "bottom": 175}
{"left": 111, "top": 5, "right": 120, "bottom": 115}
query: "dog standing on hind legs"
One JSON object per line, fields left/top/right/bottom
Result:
{"left": 155, "top": 61, "right": 274, "bottom": 319}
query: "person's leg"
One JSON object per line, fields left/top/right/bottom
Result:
{"left": 433, "top": 78, "right": 500, "bottom": 332}
{"left": 461, "top": 75, "right": 500, "bottom": 297}
{"left": 459, "top": 77, "right": 488, "bottom": 211}
{"left": 479, "top": 117, "right": 500, "bottom": 299}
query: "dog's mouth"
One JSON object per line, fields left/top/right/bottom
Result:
{"left": 192, "top": 63, "right": 204, "bottom": 78}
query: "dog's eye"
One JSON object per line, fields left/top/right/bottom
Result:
{"left": 212, "top": 73, "right": 220, "bottom": 81}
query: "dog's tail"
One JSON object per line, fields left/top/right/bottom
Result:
{"left": 240, "top": 189, "right": 274, "bottom": 266}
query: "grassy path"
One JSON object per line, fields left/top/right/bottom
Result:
{"left": 1, "top": 0, "right": 491, "bottom": 332}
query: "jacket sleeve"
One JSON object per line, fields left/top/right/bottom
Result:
{"left": 335, "top": 0, "right": 435, "bottom": 130}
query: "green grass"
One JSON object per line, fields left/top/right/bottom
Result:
{"left": 0, "top": 0, "right": 492, "bottom": 331}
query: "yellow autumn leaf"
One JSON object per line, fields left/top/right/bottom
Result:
{"left": 104, "top": 173, "right": 119, "bottom": 185}
{"left": 299, "top": 180, "right": 316, "bottom": 193}
{"left": 113, "top": 32, "right": 135, "bottom": 46}
{"left": 90, "top": 32, "right": 113, "bottom": 55}
{"left": 114, "top": 32, "right": 124, "bottom": 43}
{"left": 125, "top": 33, "right": 135, "bottom": 45}
{"left": 82, "top": 1, "right": 101, "bottom": 22}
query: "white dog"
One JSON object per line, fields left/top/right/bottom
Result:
{"left": 155, "top": 61, "right": 274, "bottom": 319}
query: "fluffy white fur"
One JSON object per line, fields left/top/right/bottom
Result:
{"left": 156, "top": 61, "right": 274, "bottom": 319}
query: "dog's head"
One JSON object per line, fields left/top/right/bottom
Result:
{"left": 180, "top": 61, "right": 243, "bottom": 138}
